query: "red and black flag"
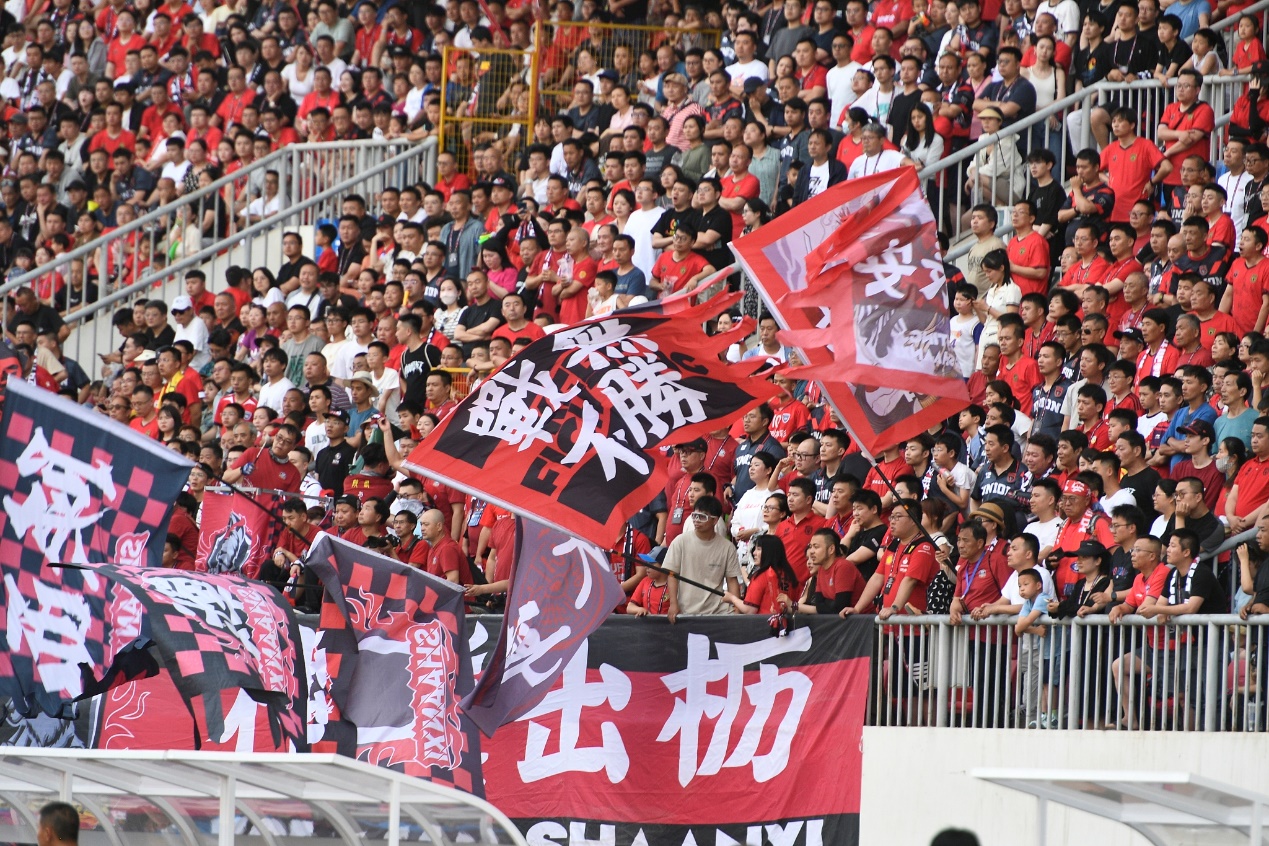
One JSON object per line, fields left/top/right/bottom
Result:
{"left": 0, "top": 376, "right": 193, "bottom": 568}
{"left": 462, "top": 516, "right": 626, "bottom": 736}
{"left": 196, "top": 490, "right": 275, "bottom": 578}
{"left": 403, "top": 304, "right": 780, "bottom": 548}
{"left": 91, "top": 564, "right": 309, "bottom": 750}
{"left": 304, "top": 533, "right": 484, "bottom": 794}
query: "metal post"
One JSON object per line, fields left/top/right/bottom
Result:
{"left": 1205, "top": 621, "right": 1220, "bottom": 732}
{"left": 387, "top": 779, "right": 401, "bottom": 846}
{"left": 935, "top": 620, "right": 951, "bottom": 728}
{"left": 219, "top": 775, "right": 235, "bottom": 846}
{"left": 1079, "top": 97, "right": 1091, "bottom": 150}
{"left": 1066, "top": 621, "right": 1083, "bottom": 730}
{"left": 1036, "top": 796, "right": 1047, "bottom": 846}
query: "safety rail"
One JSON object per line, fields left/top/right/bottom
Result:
{"left": 868, "top": 613, "right": 1267, "bottom": 733}
{"left": 921, "top": 73, "right": 1251, "bottom": 252}
{"left": 53, "top": 138, "right": 438, "bottom": 377}
{"left": 0, "top": 139, "right": 438, "bottom": 340}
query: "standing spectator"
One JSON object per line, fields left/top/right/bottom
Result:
{"left": 665, "top": 495, "right": 743, "bottom": 621}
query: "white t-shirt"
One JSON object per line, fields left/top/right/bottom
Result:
{"left": 372, "top": 367, "right": 402, "bottom": 425}
{"left": 826, "top": 62, "right": 862, "bottom": 125}
{"left": 807, "top": 161, "right": 831, "bottom": 198}
{"left": 258, "top": 376, "right": 296, "bottom": 414}
{"left": 726, "top": 59, "right": 768, "bottom": 87}
{"left": 624, "top": 206, "right": 665, "bottom": 279}
{"left": 949, "top": 312, "right": 981, "bottom": 378}
{"left": 1024, "top": 516, "right": 1062, "bottom": 552}
{"left": 161, "top": 159, "right": 191, "bottom": 184}
{"left": 332, "top": 340, "right": 370, "bottom": 381}
{"left": 1001, "top": 566, "right": 1055, "bottom": 605}
{"left": 281, "top": 62, "right": 316, "bottom": 98}
{"left": 847, "top": 149, "right": 906, "bottom": 180}
{"left": 1137, "top": 410, "right": 1169, "bottom": 439}
{"left": 1037, "top": 0, "right": 1080, "bottom": 34}
{"left": 305, "top": 417, "right": 330, "bottom": 457}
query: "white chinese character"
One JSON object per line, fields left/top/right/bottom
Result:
{"left": 142, "top": 575, "right": 259, "bottom": 661}
{"left": 5, "top": 574, "right": 96, "bottom": 698}
{"left": 3, "top": 427, "right": 118, "bottom": 564}
{"left": 857, "top": 240, "right": 917, "bottom": 300}
{"left": 464, "top": 360, "right": 580, "bottom": 450}
{"left": 597, "top": 354, "right": 710, "bottom": 448}
{"left": 918, "top": 258, "right": 947, "bottom": 300}
{"left": 553, "top": 320, "right": 656, "bottom": 370}
{"left": 657, "top": 629, "right": 813, "bottom": 787}
{"left": 503, "top": 600, "right": 573, "bottom": 687}
{"left": 517, "top": 642, "right": 631, "bottom": 784}
{"left": 549, "top": 536, "right": 609, "bottom": 611}
{"left": 559, "top": 400, "right": 650, "bottom": 479}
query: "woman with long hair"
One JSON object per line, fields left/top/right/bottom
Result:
{"left": 724, "top": 534, "right": 800, "bottom": 615}
{"left": 156, "top": 405, "right": 182, "bottom": 446}
{"left": 73, "top": 20, "right": 107, "bottom": 76}
{"left": 479, "top": 240, "right": 517, "bottom": 297}
{"left": 282, "top": 42, "right": 317, "bottom": 98}
{"left": 740, "top": 198, "right": 771, "bottom": 318}
{"left": 903, "top": 102, "right": 943, "bottom": 208}
{"left": 251, "top": 266, "right": 284, "bottom": 307}
{"left": 435, "top": 277, "right": 467, "bottom": 341}
{"left": 1022, "top": 34, "right": 1066, "bottom": 160}
{"left": 1217, "top": 436, "right": 1249, "bottom": 517}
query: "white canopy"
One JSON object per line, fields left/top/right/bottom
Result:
{"left": 0, "top": 749, "right": 526, "bottom": 846}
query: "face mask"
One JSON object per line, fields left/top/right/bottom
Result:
{"left": 1216, "top": 456, "right": 1230, "bottom": 473}
{"left": 440, "top": 290, "right": 458, "bottom": 305}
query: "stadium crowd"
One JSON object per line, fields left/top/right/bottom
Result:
{"left": 7, "top": 0, "right": 1269, "bottom": 729}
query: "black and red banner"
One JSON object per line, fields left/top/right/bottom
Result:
{"left": 196, "top": 490, "right": 275, "bottom": 578}
{"left": 476, "top": 615, "right": 872, "bottom": 845}
{"left": 303, "top": 533, "right": 484, "bottom": 794}
{"left": 462, "top": 517, "right": 626, "bottom": 736}
{"left": 403, "top": 306, "right": 780, "bottom": 548}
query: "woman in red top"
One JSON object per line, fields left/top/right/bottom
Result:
{"left": 724, "top": 535, "right": 800, "bottom": 615}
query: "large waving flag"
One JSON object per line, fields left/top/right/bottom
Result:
{"left": 731, "top": 168, "right": 968, "bottom": 455}
{"left": 402, "top": 299, "right": 779, "bottom": 547}
{"left": 462, "top": 516, "right": 625, "bottom": 736}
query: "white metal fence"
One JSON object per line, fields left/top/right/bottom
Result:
{"left": 869, "top": 613, "right": 1268, "bottom": 733}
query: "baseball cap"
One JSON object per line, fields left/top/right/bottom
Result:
{"left": 7, "top": 112, "right": 26, "bottom": 124}
{"left": 134, "top": 350, "right": 157, "bottom": 363}
{"left": 1114, "top": 327, "right": 1145, "bottom": 345}
{"left": 598, "top": 68, "right": 619, "bottom": 82}
{"left": 1179, "top": 420, "right": 1216, "bottom": 441}
{"left": 170, "top": 295, "right": 193, "bottom": 312}
{"left": 1062, "top": 479, "right": 1092, "bottom": 499}
{"left": 328, "top": 409, "right": 350, "bottom": 425}
{"left": 743, "top": 77, "right": 765, "bottom": 94}
{"left": 490, "top": 175, "right": 513, "bottom": 191}
{"left": 674, "top": 437, "right": 708, "bottom": 452}
{"left": 1075, "top": 539, "right": 1110, "bottom": 560}
{"left": 377, "top": 213, "right": 395, "bottom": 227}
{"left": 334, "top": 494, "right": 360, "bottom": 509}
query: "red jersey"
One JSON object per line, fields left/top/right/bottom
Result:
{"left": 720, "top": 172, "right": 760, "bottom": 237}
{"left": 877, "top": 537, "right": 938, "bottom": 612}
{"left": 630, "top": 577, "right": 670, "bottom": 614}
{"left": 863, "top": 455, "right": 909, "bottom": 508}
{"left": 956, "top": 549, "right": 1011, "bottom": 611}
{"left": 436, "top": 172, "right": 472, "bottom": 202}
{"left": 1195, "top": 310, "right": 1240, "bottom": 350}
{"left": 1233, "top": 455, "right": 1269, "bottom": 519}
{"left": 775, "top": 511, "right": 826, "bottom": 585}
{"left": 231, "top": 446, "right": 301, "bottom": 493}
{"left": 88, "top": 129, "right": 136, "bottom": 157}
{"left": 558, "top": 255, "right": 598, "bottom": 326}
{"left": 1007, "top": 231, "right": 1052, "bottom": 296}
{"left": 1158, "top": 101, "right": 1216, "bottom": 184}
{"left": 817, "top": 556, "right": 866, "bottom": 603}
{"left": 998, "top": 354, "right": 1040, "bottom": 416}
{"left": 1050, "top": 509, "right": 1113, "bottom": 598}
{"left": 426, "top": 534, "right": 471, "bottom": 584}
{"left": 743, "top": 566, "right": 796, "bottom": 615}
{"left": 1077, "top": 418, "right": 1112, "bottom": 451}
{"left": 1206, "top": 213, "right": 1237, "bottom": 249}
{"left": 479, "top": 504, "right": 518, "bottom": 583}
{"left": 1227, "top": 256, "right": 1269, "bottom": 336}
{"left": 1100, "top": 137, "right": 1165, "bottom": 222}
{"left": 1136, "top": 341, "right": 1181, "bottom": 383}
{"left": 651, "top": 250, "right": 711, "bottom": 296}
{"left": 768, "top": 397, "right": 811, "bottom": 443}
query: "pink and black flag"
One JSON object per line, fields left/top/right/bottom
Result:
{"left": 462, "top": 516, "right": 625, "bottom": 736}
{"left": 730, "top": 168, "right": 969, "bottom": 455}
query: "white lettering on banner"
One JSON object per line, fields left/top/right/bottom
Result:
{"left": 918, "top": 258, "right": 947, "bottom": 300}
{"left": 2, "top": 427, "right": 118, "bottom": 564}
{"left": 465, "top": 360, "right": 581, "bottom": 450}
{"left": 550, "top": 537, "right": 607, "bottom": 609}
{"left": 4, "top": 574, "right": 96, "bottom": 698}
{"left": 504, "top": 600, "right": 572, "bottom": 686}
{"left": 657, "top": 628, "right": 813, "bottom": 787}
{"left": 597, "top": 354, "right": 710, "bottom": 449}
{"left": 517, "top": 642, "right": 631, "bottom": 784}
{"left": 143, "top": 576, "right": 259, "bottom": 661}
{"left": 302, "top": 624, "right": 334, "bottom": 745}
{"left": 523, "top": 820, "right": 826, "bottom": 846}
{"left": 554, "top": 320, "right": 645, "bottom": 370}
{"left": 559, "top": 400, "right": 650, "bottom": 479}
{"left": 856, "top": 240, "right": 917, "bottom": 300}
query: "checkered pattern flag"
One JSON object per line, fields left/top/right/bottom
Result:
{"left": 93, "top": 565, "right": 308, "bottom": 750}
{"left": 305, "top": 533, "right": 483, "bottom": 795}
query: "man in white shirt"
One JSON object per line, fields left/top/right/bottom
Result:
{"left": 726, "top": 31, "right": 768, "bottom": 98}
{"left": 1218, "top": 137, "right": 1253, "bottom": 239}
{"left": 851, "top": 55, "right": 898, "bottom": 129}
{"left": 825, "top": 32, "right": 863, "bottom": 126}
{"left": 169, "top": 295, "right": 210, "bottom": 371}
{"left": 257, "top": 347, "right": 297, "bottom": 414}
{"left": 240, "top": 169, "right": 284, "bottom": 224}
{"left": 624, "top": 178, "right": 666, "bottom": 278}
{"left": 159, "top": 136, "right": 190, "bottom": 185}
{"left": 846, "top": 123, "right": 911, "bottom": 180}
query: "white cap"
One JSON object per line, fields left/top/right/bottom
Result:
{"left": 171, "top": 295, "right": 193, "bottom": 312}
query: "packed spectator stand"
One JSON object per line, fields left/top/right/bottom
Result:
{"left": 9, "top": 0, "right": 1269, "bottom": 736}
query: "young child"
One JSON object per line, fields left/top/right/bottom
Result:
{"left": 1015, "top": 567, "right": 1052, "bottom": 729}
{"left": 626, "top": 563, "right": 670, "bottom": 616}
{"left": 949, "top": 282, "right": 982, "bottom": 379}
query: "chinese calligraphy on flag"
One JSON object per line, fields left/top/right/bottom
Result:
{"left": 463, "top": 516, "right": 625, "bottom": 736}
{"left": 730, "top": 168, "right": 969, "bottom": 455}
{"left": 304, "top": 533, "right": 484, "bottom": 793}
{"left": 0, "top": 377, "right": 192, "bottom": 568}
{"left": 403, "top": 304, "right": 780, "bottom": 547}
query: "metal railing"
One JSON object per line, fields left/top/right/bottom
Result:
{"left": 922, "top": 73, "right": 1251, "bottom": 253}
{"left": 1, "top": 139, "right": 437, "bottom": 342}
{"left": 869, "top": 613, "right": 1268, "bottom": 733}
{"left": 52, "top": 138, "right": 438, "bottom": 377}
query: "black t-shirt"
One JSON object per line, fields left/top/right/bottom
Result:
{"left": 888, "top": 89, "right": 922, "bottom": 146}
{"left": 399, "top": 341, "right": 441, "bottom": 405}
{"left": 314, "top": 293, "right": 360, "bottom": 321}
{"left": 652, "top": 208, "right": 700, "bottom": 241}
{"left": 275, "top": 256, "right": 315, "bottom": 291}
{"left": 1121, "top": 467, "right": 1161, "bottom": 521}
{"left": 315, "top": 439, "right": 357, "bottom": 493}
{"left": 145, "top": 324, "right": 176, "bottom": 351}
{"left": 456, "top": 298, "right": 504, "bottom": 354}
{"left": 1165, "top": 562, "right": 1225, "bottom": 614}
{"left": 7, "top": 303, "right": 65, "bottom": 338}
{"left": 696, "top": 205, "right": 733, "bottom": 271}
{"left": 847, "top": 524, "right": 887, "bottom": 582}
{"left": 644, "top": 144, "right": 679, "bottom": 181}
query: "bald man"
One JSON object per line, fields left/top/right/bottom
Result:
{"left": 421, "top": 508, "right": 470, "bottom": 584}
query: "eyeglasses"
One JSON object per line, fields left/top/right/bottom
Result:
{"left": 795, "top": 452, "right": 817, "bottom": 459}
{"left": 689, "top": 512, "right": 711, "bottom": 523}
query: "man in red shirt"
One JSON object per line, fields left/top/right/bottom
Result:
{"left": 664, "top": 441, "right": 712, "bottom": 547}
{"left": 1073, "top": 384, "right": 1112, "bottom": 449}
{"left": 776, "top": 478, "right": 826, "bottom": 585}
{"left": 434, "top": 151, "right": 471, "bottom": 202}
{"left": 128, "top": 385, "right": 160, "bottom": 438}
{"left": 651, "top": 223, "right": 713, "bottom": 296}
{"left": 768, "top": 374, "right": 811, "bottom": 443}
{"left": 947, "top": 519, "right": 1012, "bottom": 725}
{"left": 223, "top": 423, "right": 303, "bottom": 493}
{"left": 1006, "top": 200, "right": 1051, "bottom": 296}
{"left": 1101, "top": 108, "right": 1171, "bottom": 222}
{"left": 1220, "top": 225, "right": 1269, "bottom": 336}
{"left": 1157, "top": 69, "right": 1215, "bottom": 192}
{"left": 554, "top": 226, "right": 598, "bottom": 326}
{"left": 1189, "top": 278, "right": 1240, "bottom": 350}
{"left": 421, "top": 507, "right": 472, "bottom": 584}
{"left": 1047, "top": 479, "right": 1114, "bottom": 599}
{"left": 717, "top": 144, "right": 760, "bottom": 237}
{"left": 1109, "top": 535, "right": 1170, "bottom": 730}
{"left": 841, "top": 499, "right": 937, "bottom": 617}
{"left": 1136, "top": 308, "right": 1180, "bottom": 384}
{"left": 1101, "top": 223, "right": 1144, "bottom": 328}
{"left": 88, "top": 102, "right": 136, "bottom": 157}
{"left": 1228, "top": 416, "right": 1269, "bottom": 532}
{"left": 1060, "top": 223, "right": 1111, "bottom": 296}
{"left": 863, "top": 443, "right": 909, "bottom": 512}
{"left": 997, "top": 321, "right": 1040, "bottom": 416}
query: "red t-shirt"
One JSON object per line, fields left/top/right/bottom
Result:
{"left": 558, "top": 255, "right": 597, "bottom": 326}
{"left": 1007, "top": 231, "right": 1051, "bottom": 297}
{"left": 775, "top": 512, "right": 825, "bottom": 585}
{"left": 1195, "top": 309, "right": 1240, "bottom": 350}
{"left": 427, "top": 535, "right": 471, "bottom": 584}
{"left": 1206, "top": 214, "right": 1237, "bottom": 249}
{"left": 720, "top": 172, "right": 760, "bottom": 239}
{"left": 863, "top": 455, "right": 909, "bottom": 507}
{"left": 743, "top": 566, "right": 795, "bottom": 614}
{"left": 998, "top": 354, "right": 1040, "bottom": 416}
{"left": 106, "top": 33, "right": 146, "bottom": 70}
{"left": 1233, "top": 455, "right": 1269, "bottom": 518}
{"left": 817, "top": 556, "right": 866, "bottom": 603}
{"left": 479, "top": 504, "right": 518, "bottom": 583}
{"left": 768, "top": 396, "right": 811, "bottom": 443}
{"left": 878, "top": 538, "right": 938, "bottom": 612}
{"left": 1158, "top": 101, "right": 1216, "bottom": 184}
{"left": 956, "top": 549, "right": 1011, "bottom": 611}
{"left": 88, "top": 129, "right": 136, "bottom": 157}
{"left": 492, "top": 321, "right": 546, "bottom": 345}
{"left": 436, "top": 173, "right": 472, "bottom": 202}
{"left": 129, "top": 415, "right": 159, "bottom": 439}
{"left": 1061, "top": 255, "right": 1111, "bottom": 289}
{"left": 1101, "top": 137, "right": 1165, "bottom": 222}
{"left": 1226, "top": 256, "right": 1269, "bottom": 336}
{"left": 651, "top": 250, "right": 711, "bottom": 296}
